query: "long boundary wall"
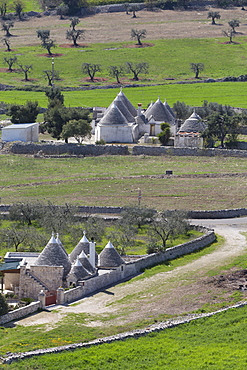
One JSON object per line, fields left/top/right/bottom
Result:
{"left": 2, "top": 142, "right": 247, "bottom": 157}
{"left": 2, "top": 300, "right": 247, "bottom": 365}
{"left": 1, "top": 205, "right": 247, "bottom": 219}
{"left": 62, "top": 229, "right": 215, "bottom": 304}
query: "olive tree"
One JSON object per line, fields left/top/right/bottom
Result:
{"left": 108, "top": 65, "right": 124, "bottom": 84}
{"left": 126, "top": 61, "right": 149, "bottom": 81}
{"left": 207, "top": 11, "right": 220, "bottom": 25}
{"left": 4, "top": 56, "right": 17, "bottom": 71}
{"left": 148, "top": 210, "right": 189, "bottom": 251}
{"left": 228, "top": 19, "right": 240, "bottom": 32}
{"left": 17, "top": 64, "right": 32, "bottom": 81}
{"left": 131, "top": 28, "right": 146, "bottom": 46}
{"left": 82, "top": 63, "right": 101, "bottom": 82}
{"left": 66, "top": 29, "right": 85, "bottom": 47}
{"left": 1, "top": 21, "right": 14, "bottom": 37}
{"left": 190, "top": 62, "right": 204, "bottom": 78}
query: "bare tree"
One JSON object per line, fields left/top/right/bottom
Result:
{"left": 2, "top": 37, "right": 11, "bottom": 52}
{"left": 1, "top": 21, "right": 14, "bottom": 37}
{"left": 43, "top": 69, "right": 60, "bottom": 86}
{"left": 131, "top": 28, "right": 146, "bottom": 46}
{"left": 207, "top": 11, "right": 220, "bottom": 25}
{"left": 228, "top": 19, "right": 240, "bottom": 33}
{"left": 190, "top": 62, "right": 204, "bottom": 78}
{"left": 222, "top": 29, "right": 235, "bottom": 43}
{"left": 4, "top": 56, "right": 17, "bottom": 71}
{"left": 82, "top": 63, "right": 101, "bottom": 82}
{"left": 109, "top": 65, "right": 124, "bottom": 83}
{"left": 66, "top": 29, "right": 85, "bottom": 46}
{"left": 17, "top": 64, "right": 32, "bottom": 81}
{"left": 126, "top": 61, "right": 149, "bottom": 81}
{"left": 70, "top": 17, "right": 80, "bottom": 30}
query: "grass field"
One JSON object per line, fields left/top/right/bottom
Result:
{"left": 1, "top": 37, "right": 247, "bottom": 88}
{"left": 4, "top": 305, "right": 247, "bottom": 369}
{"left": 1, "top": 81, "right": 247, "bottom": 109}
{"left": 0, "top": 154, "right": 247, "bottom": 209}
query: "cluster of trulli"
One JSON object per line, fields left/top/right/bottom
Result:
{"left": 34, "top": 232, "right": 125, "bottom": 288}
{"left": 93, "top": 89, "right": 177, "bottom": 143}
{"left": 2, "top": 232, "right": 126, "bottom": 300}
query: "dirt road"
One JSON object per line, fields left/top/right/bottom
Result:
{"left": 17, "top": 218, "right": 247, "bottom": 328}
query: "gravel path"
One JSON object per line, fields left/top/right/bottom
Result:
{"left": 17, "top": 220, "right": 247, "bottom": 328}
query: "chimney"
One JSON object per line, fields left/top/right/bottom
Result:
{"left": 89, "top": 242, "right": 96, "bottom": 268}
{"left": 137, "top": 103, "right": 142, "bottom": 116}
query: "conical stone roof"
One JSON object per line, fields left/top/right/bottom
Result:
{"left": 99, "top": 241, "right": 125, "bottom": 268}
{"left": 179, "top": 112, "right": 206, "bottom": 133}
{"left": 145, "top": 98, "right": 175, "bottom": 123}
{"left": 68, "top": 258, "right": 90, "bottom": 281}
{"left": 69, "top": 233, "right": 98, "bottom": 266}
{"left": 78, "top": 250, "right": 95, "bottom": 274}
{"left": 56, "top": 233, "right": 68, "bottom": 256}
{"left": 99, "top": 103, "right": 129, "bottom": 126}
{"left": 117, "top": 90, "right": 137, "bottom": 117}
{"left": 69, "top": 232, "right": 90, "bottom": 263}
{"left": 109, "top": 95, "right": 135, "bottom": 123}
{"left": 35, "top": 233, "right": 71, "bottom": 278}
{"left": 164, "top": 101, "right": 175, "bottom": 118}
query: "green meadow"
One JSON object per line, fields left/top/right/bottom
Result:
{"left": 4, "top": 37, "right": 247, "bottom": 86}
{"left": 0, "top": 81, "right": 247, "bottom": 109}
{"left": 5, "top": 305, "right": 247, "bottom": 370}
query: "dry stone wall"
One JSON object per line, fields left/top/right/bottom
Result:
{"left": 2, "top": 301, "right": 247, "bottom": 365}
{"left": 0, "top": 301, "right": 41, "bottom": 325}
{"left": 4, "top": 142, "right": 129, "bottom": 156}
{"left": 62, "top": 229, "right": 215, "bottom": 305}
{"left": 132, "top": 146, "right": 247, "bottom": 157}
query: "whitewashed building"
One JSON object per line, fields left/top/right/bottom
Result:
{"left": 2, "top": 123, "right": 39, "bottom": 142}
{"left": 94, "top": 90, "right": 176, "bottom": 143}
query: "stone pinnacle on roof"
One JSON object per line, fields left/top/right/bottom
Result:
{"left": 99, "top": 102, "right": 129, "bottom": 126}
{"left": 99, "top": 241, "right": 125, "bottom": 268}
{"left": 35, "top": 233, "right": 71, "bottom": 278}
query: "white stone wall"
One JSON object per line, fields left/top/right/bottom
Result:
{"left": 174, "top": 135, "right": 203, "bottom": 149}
{"left": 95, "top": 125, "right": 133, "bottom": 143}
